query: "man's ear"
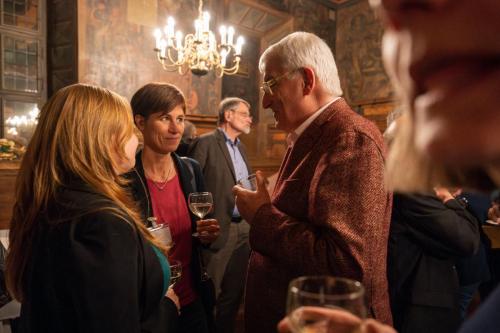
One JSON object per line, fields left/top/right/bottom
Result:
{"left": 224, "top": 110, "right": 232, "bottom": 123}
{"left": 134, "top": 114, "right": 146, "bottom": 132}
{"left": 302, "top": 67, "right": 316, "bottom": 95}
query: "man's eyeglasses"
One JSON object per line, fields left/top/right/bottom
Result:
{"left": 260, "top": 68, "right": 300, "bottom": 95}
{"left": 230, "top": 109, "right": 253, "bottom": 120}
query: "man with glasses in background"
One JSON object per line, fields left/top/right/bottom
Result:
{"left": 188, "top": 97, "right": 253, "bottom": 333}
{"left": 232, "top": 31, "right": 392, "bottom": 333}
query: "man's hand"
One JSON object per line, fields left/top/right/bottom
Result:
{"left": 277, "top": 307, "right": 396, "bottom": 333}
{"left": 196, "top": 218, "right": 220, "bottom": 244}
{"left": 488, "top": 203, "right": 500, "bottom": 223}
{"left": 433, "top": 186, "right": 455, "bottom": 203}
{"left": 232, "top": 171, "right": 271, "bottom": 223}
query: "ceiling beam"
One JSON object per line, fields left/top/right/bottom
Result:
{"left": 313, "top": 0, "right": 339, "bottom": 10}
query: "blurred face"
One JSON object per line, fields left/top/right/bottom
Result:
{"left": 372, "top": 0, "right": 500, "bottom": 165}
{"left": 261, "top": 58, "right": 304, "bottom": 133}
{"left": 135, "top": 105, "right": 185, "bottom": 154}
{"left": 113, "top": 132, "right": 139, "bottom": 174}
{"left": 226, "top": 102, "right": 252, "bottom": 135}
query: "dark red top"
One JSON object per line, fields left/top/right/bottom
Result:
{"left": 147, "top": 174, "right": 197, "bottom": 307}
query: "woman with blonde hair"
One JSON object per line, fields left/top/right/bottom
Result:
{"left": 6, "top": 83, "right": 179, "bottom": 332}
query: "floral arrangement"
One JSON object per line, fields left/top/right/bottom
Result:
{"left": 0, "top": 138, "right": 25, "bottom": 161}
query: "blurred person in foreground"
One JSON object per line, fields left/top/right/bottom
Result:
{"left": 385, "top": 117, "right": 480, "bottom": 333}
{"left": 129, "top": 83, "right": 220, "bottom": 333}
{"left": 278, "top": 0, "right": 500, "bottom": 332}
{"left": 233, "top": 31, "right": 392, "bottom": 333}
{"left": 6, "top": 83, "right": 180, "bottom": 332}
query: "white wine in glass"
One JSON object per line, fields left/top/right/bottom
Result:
{"left": 287, "top": 276, "right": 367, "bottom": 333}
{"left": 188, "top": 192, "right": 213, "bottom": 236}
{"left": 169, "top": 260, "right": 182, "bottom": 287}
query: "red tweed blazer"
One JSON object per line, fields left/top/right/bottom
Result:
{"left": 244, "top": 98, "right": 392, "bottom": 333}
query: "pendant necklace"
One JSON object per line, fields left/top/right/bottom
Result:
{"left": 147, "top": 159, "right": 174, "bottom": 191}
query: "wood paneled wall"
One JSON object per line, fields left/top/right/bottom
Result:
{"left": 0, "top": 162, "right": 19, "bottom": 229}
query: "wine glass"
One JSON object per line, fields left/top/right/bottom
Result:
{"left": 238, "top": 174, "right": 257, "bottom": 191}
{"left": 286, "top": 276, "right": 367, "bottom": 333}
{"left": 188, "top": 192, "right": 213, "bottom": 237}
{"left": 169, "top": 260, "right": 182, "bottom": 287}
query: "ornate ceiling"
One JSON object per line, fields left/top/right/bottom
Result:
{"left": 226, "top": 0, "right": 292, "bottom": 36}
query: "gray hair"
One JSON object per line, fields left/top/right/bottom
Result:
{"left": 217, "top": 97, "right": 250, "bottom": 125}
{"left": 259, "top": 31, "right": 343, "bottom": 96}
{"left": 182, "top": 120, "right": 196, "bottom": 141}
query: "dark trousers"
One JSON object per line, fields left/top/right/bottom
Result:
{"left": 179, "top": 298, "right": 209, "bottom": 333}
{"left": 205, "top": 222, "right": 250, "bottom": 333}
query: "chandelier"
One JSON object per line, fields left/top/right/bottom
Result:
{"left": 153, "top": 0, "right": 244, "bottom": 77}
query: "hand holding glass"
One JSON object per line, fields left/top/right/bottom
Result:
{"left": 286, "top": 276, "right": 367, "bottom": 333}
{"left": 169, "top": 260, "right": 182, "bottom": 287}
{"left": 238, "top": 174, "right": 257, "bottom": 191}
{"left": 188, "top": 192, "right": 213, "bottom": 237}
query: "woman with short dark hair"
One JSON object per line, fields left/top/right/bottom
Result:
{"left": 129, "top": 82, "right": 220, "bottom": 333}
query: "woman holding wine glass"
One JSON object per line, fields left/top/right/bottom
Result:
{"left": 128, "top": 82, "right": 220, "bottom": 333}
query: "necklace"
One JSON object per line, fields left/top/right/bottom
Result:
{"left": 146, "top": 158, "right": 175, "bottom": 191}
{"left": 151, "top": 178, "right": 170, "bottom": 191}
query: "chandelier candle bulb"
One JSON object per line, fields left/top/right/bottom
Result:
{"left": 227, "top": 26, "right": 235, "bottom": 46}
{"left": 203, "top": 12, "right": 210, "bottom": 32}
{"left": 160, "top": 39, "right": 167, "bottom": 58}
{"left": 154, "top": 29, "right": 162, "bottom": 49}
{"left": 167, "top": 17, "right": 175, "bottom": 38}
{"left": 195, "top": 19, "right": 202, "bottom": 40}
{"left": 209, "top": 32, "right": 216, "bottom": 51}
{"left": 176, "top": 31, "right": 183, "bottom": 49}
{"left": 219, "top": 25, "right": 227, "bottom": 45}
{"left": 235, "top": 36, "right": 244, "bottom": 55}
{"left": 221, "top": 49, "right": 228, "bottom": 66}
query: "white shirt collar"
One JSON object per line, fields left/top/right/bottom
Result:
{"left": 286, "top": 97, "right": 340, "bottom": 147}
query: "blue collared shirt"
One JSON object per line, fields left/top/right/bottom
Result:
{"left": 219, "top": 128, "right": 249, "bottom": 217}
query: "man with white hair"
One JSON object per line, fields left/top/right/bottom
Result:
{"left": 233, "top": 31, "right": 392, "bottom": 333}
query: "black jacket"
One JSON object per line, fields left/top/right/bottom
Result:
{"left": 388, "top": 193, "right": 480, "bottom": 333}
{"left": 18, "top": 180, "right": 177, "bottom": 333}
{"left": 127, "top": 151, "right": 215, "bottom": 330}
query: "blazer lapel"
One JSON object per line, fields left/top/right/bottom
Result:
{"left": 274, "top": 100, "right": 342, "bottom": 193}
{"left": 215, "top": 130, "right": 237, "bottom": 181}
{"left": 273, "top": 145, "right": 292, "bottom": 198}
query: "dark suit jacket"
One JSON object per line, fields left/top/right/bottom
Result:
{"left": 389, "top": 193, "right": 480, "bottom": 333}
{"left": 188, "top": 129, "right": 252, "bottom": 250}
{"left": 18, "top": 180, "right": 178, "bottom": 333}
{"left": 245, "top": 99, "right": 393, "bottom": 333}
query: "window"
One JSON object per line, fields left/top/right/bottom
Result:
{"left": 0, "top": 0, "right": 45, "bottom": 146}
